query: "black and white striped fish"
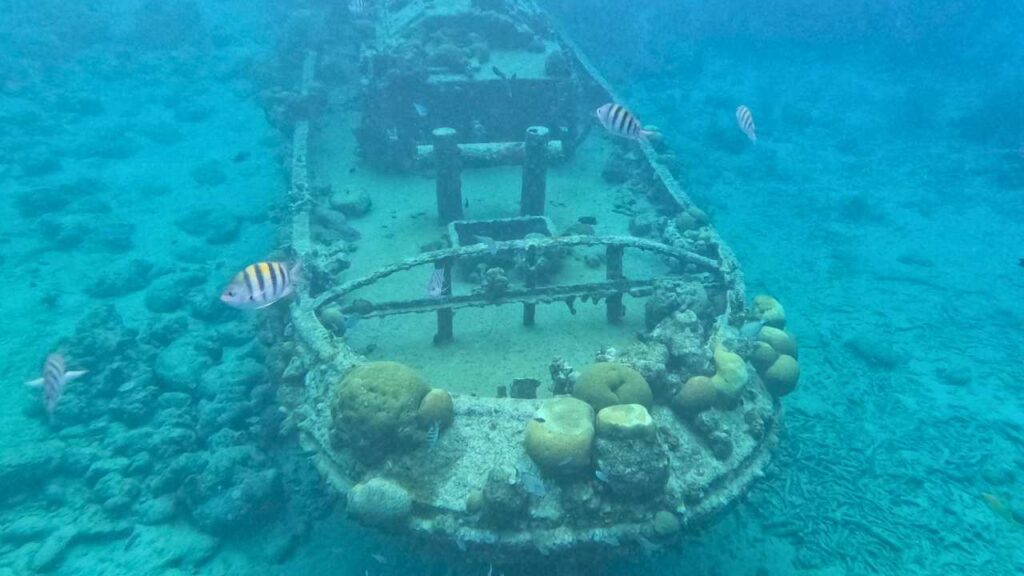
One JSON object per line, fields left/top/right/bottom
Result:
{"left": 736, "top": 105, "right": 757, "bottom": 143}
{"left": 348, "top": 0, "right": 366, "bottom": 15}
{"left": 426, "top": 420, "right": 440, "bottom": 450}
{"left": 426, "top": 267, "right": 447, "bottom": 299}
{"left": 26, "top": 353, "right": 86, "bottom": 418}
{"left": 595, "top": 103, "right": 654, "bottom": 142}
{"left": 220, "top": 261, "right": 300, "bottom": 310}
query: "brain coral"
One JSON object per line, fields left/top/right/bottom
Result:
{"left": 573, "top": 363, "right": 653, "bottom": 411}
{"left": 524, "top": 397, "right": 595, "bottom": 473}
{"left": 331, "top": 361, "right": 431, "bottom": 460}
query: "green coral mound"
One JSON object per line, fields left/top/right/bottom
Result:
{"left": 573, "top": 363, "right": 653, "bottom": 411}
{"left": 763, "top": 354, "right": 800, "bottom": 397}
{"left": 346, "top": 477, "right": 412, "bottom": 530}
{"left": 710, "top": 345, "right": 749, "bottom": 399}
{"left": 524, "top": 397, "right": 595, "bottom": 473}
{"left": 752, "top": 294, "right": 786, "bottom": 328}
{"left": 671, "top": 376, "right": 716, "bottom": 415}
{"left": 331, "top": 361, "right": 431, "bottom": 460}
{"left": 417, "top": 388, "right": 454, "bottom": 429}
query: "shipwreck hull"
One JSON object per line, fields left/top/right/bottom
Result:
{"left": 274, "top": 0, "right": 793, "bottom": 568}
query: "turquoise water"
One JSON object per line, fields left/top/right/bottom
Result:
{"left": 2, "top": 1, "right": 1022, "bottom": 575}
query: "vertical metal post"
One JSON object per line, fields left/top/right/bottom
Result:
{"left": 433, "top": 128, "right": 463, "bottom": 224}
{"left": 520, "top": 126, "right": 549, "bottom": 216}
{"left": 606, "top": 245, "right": 624, "bottom": 324}
{"left": 561, "top": 80, "right": 578, "bottom": 160}
{"left": 523, "top": 245, "right": 537, "bottom": 326}
{"left": 434, "top": 261, "right": 454, "bottom": 344}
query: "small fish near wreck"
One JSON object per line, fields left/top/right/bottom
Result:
{"left": 221, "top": 261, "right": 300, "bottom": 310}
{"left": 426, "top": 420, "right": 440, "bottom": 450}
{"left": 348, "top": 0, "right": 367, "bottom": 16}
{"left": 25, "top": 353, "right": 87, "bottom": 420}
{"left": 595, "top": 103, "right": 655, "bottom": 142}
{"left": 426, "top": 267, "right": 447, "bottom": 299}
{"left": 736, "top": 104, "right": 757, "bottom": 143}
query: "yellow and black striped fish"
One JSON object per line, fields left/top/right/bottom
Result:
{"left": 220, "top": 261, "right": 299, "bottom": 310}
{"left": 595, "top": 103, "right": 654, "bottom": 142}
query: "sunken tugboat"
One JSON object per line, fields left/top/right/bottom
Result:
{"left": 271, "top": 0, "right": 800, "bottom": 569}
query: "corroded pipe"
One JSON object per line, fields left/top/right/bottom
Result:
{"left": 606, "top": 244, "right": 624, "bottom": 323}
{"left": 520, "top": 126, "right": 549, "bottom": 216}
{"left": 523, "top": 244, "right": 538, "bottom": 326}
{"left": 433, "top": 127, "right": 463, "bottom": 224}
{"left": 434, "top": 260, "right": 454, "bottom": 345}
{"left": 415, "top": 140, "right": 565, "bottom": 169}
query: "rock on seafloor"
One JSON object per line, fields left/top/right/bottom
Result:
{"left": 0, "top": 442, "right": 66, "bottom": 501}
{"left": 84, "top": 259, "right": 159, "bottom": 297}
{"left": 144, "top": 272, "right": 204, "bottom": 313}
{"left": 154, "top": 337, "right": 217, "bottom": 393}
{"left": 29, "top": 526, "right": 77, "bottom": 572}
{"left": 174, "top": 206, "right": 243, "bottom": 245}
{"left": 844, "top": 332, "right": 903, "bottom": 368}
{"left": 0, "top": 515, "right": 56, "bottom": 544}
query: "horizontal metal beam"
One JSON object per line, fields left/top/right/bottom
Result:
{"left": 414, "top": 140, "right": 566, "bottom": 169}
{"left": 313, "top": 234, "right": 720, "bottom": 312}
{"left": 341, "top": 279, "right": 656, "bottom": 319}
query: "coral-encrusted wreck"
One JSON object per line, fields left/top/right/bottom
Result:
{"left": 272, "top": 0, "right": 800, "bottom": 568}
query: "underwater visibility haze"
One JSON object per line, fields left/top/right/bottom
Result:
{"left": 1, "top": 0, "right": 1022, "bottom": 574}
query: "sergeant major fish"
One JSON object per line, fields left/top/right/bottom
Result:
{"left": 595, "top": 103, "right": 655, "bottom": 142}
{"left": 736, "top": 105, "right": 757, "bottom": 143}
{"left": 426, "top": 420, "right": 440, "bottom": 450}
{"left": 26, "top": 353, "right": 87, "bottom": 420}
{"left": 221, "top": 261, "right": 300, "bottom": 310}
{"left": 426, "top": 267, "right": 447, "bottom": 299}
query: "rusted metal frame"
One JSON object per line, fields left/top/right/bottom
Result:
{"left": 341, "top": 278, "right": 659, "bottom": 319}
{"left": 551, "top": 25, "right": 749, "bottom": 330}
{"left": 434, "top": 258, "right": 454, "bottom": 344}
{"left": 605, "top": 244, "right": 625, "bottom": 323}
{"left": 519, "top": 126, "right": 549, "bottom": 216}
{"left": 415, "top": 140, "right": 566, "bottom": 169}
{"left": 521, "top": 244, "right": 538, "bottom": 326}
{"left": 312, "top": 234, "right": 721, "bottom": 312}
{"left": 288, "top": 51, "right": 338, "bottom": 362}
{"left": 432, "top": 127, "right": 464, "bottom": 224}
